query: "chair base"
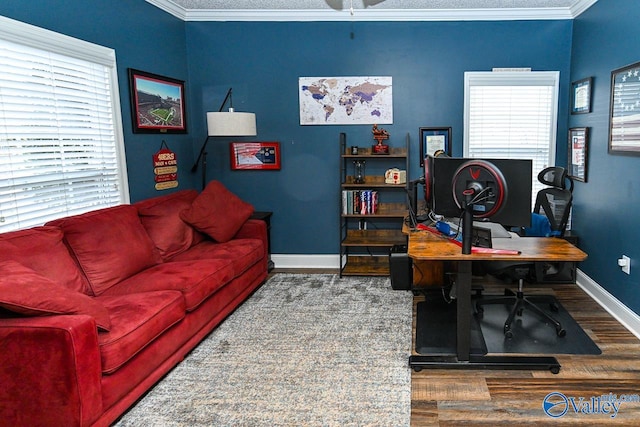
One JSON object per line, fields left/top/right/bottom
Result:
{"left": 475, "top": 279, "right": 566, "bottom": 338}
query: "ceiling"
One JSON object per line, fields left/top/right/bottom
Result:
{"left": 146, "top": 0, "right": 599, "bottom": 21}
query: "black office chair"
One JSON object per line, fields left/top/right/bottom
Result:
{"left": 475, "top": 166, "right": 574, "bottom": 338}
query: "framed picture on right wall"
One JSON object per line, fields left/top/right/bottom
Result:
{"left": 568, "top": 127, "right": 589, "bottom": 182}
{"left": 571, "top": 77, "right": 592, "bottom": 114}
{"left": 609, "top": 61, "right": 640, "bottom": 154}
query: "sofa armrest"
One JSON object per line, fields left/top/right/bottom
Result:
{"left": 0, "top": 315, "right": 103, "bottom": 427}
{"left": 235, "top": 219, "right": 268, "bottom": 269}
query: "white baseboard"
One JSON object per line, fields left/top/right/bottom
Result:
{"left": 576, "top": 269, "right": 640, "bottom": 340}
{"left": 271, "top": 254, "right": 340, "bottom": 269}
{"left": 270, "top": 255, "right": 640, "bottom": 339}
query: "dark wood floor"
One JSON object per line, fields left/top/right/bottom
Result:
{"left": 274, "top": 269, "right": 640, "bottom": 425}
{"left": 411, "top": 279, "right": 640, "bottom": 426}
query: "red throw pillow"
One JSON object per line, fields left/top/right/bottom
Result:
{"left": 48, "top": 205, "right": 161, "bottom": 296}
{"left": 0, "top": 226, "right": 89, "bottom": 294}
{"left": 0, "top": 260, "right": 111, "bottom": 331}
{"left": 136, "top": 190, "right": 200, "bottom": 260}
{"left": 180, "top": 181, "right": 254, "bottom": 243}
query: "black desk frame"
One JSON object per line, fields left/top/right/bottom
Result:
{"left": 409, "top": 260, "right": 561, "bottom": 374}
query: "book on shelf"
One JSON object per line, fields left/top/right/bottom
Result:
{"left": 342, "top": 190, "right": 378, "bottom": 215}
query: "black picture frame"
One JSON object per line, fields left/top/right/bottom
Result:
{"left": 609, "top": 61, "right": 640, "bottom": 154}
{"left": 419, "top": 127, "right": 451, "bottom": 166}
{"left": 568, "top": 127, "right": 589, "bottom": 182}
{"left": 571, "top": 77, "right": 592, "bottom": 115}
{"left": 128, "top": 68, "right": 187, "bottom": 134}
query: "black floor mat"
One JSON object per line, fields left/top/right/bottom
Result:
{"left": 415, "top": 299, "right": 488, "bottom": 356}
{"left": 475, "top": 294, "right": 601, "bottom": 355}
{"left": 415, "top": 294, "right": 601, "bottom": 356}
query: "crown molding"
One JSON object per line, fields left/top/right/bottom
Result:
{"left": 146, "top": 0, "right": 598, "bottom": 22}
{"left": 570, "top": 0, "right": 599, "bottom": 17}
{"left": 146, "top": 0, "right": 188, "bottom": 20}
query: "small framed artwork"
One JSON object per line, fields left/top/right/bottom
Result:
{"left": 419, "top": 127, "right": 451, "bottom": 166}
{"left": 230, "top": 142, "right": 281, "bottom": 170}
{"left": 128, "top": 68, "right": 187, "bottom": 134}
{"left": 568, "top": 127, "right": 589, "bottom": 182}
{"left": 609, "top": 61, "right": 640, "bottom": 154}
{"left": 571, "top": 77, "right": 593, "bottom": 114}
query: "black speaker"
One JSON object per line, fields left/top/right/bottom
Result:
{"left": 389, "top": 244, "right": 412, "bottom": 290}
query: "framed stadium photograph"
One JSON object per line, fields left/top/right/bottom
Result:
{"left": 128, "top": 69, "right": 187, "bottom": 133}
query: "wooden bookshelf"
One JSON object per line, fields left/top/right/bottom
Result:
{"left": 339, "top": 132, "right": 410, "bottom": 277}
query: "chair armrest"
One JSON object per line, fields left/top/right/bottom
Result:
{"left": 0, "top": 315, "right": 103, "bottom": 427}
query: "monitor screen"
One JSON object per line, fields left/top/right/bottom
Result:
{"left": 424, "top": 156, "right": 532, "bottom": 228}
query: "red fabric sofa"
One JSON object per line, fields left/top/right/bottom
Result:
{"left": 0, "top": 183, "right": 268, "bottom": 426}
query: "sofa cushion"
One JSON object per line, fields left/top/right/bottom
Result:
{"left": 136, "top": 190, "right": 202, "bottom": 260}
{"left": 0, "top": 260, "right": 111, "bottom": 331}
{"left": 101, "top": 259, "right": 235, "bottom": 312}
{"left": 95, "top": 290, "right": 185, "bottom": 374}
{"left": 0, "top": 226, "right": 88, "bottom": 294}
{"left": 171, "top": 239, "right": 264, "bottom": 277}
{"left": 48, "top": 205, "right": 161, "bottom": 296}
{"left": 180, "top": 180, "right": 254, "bottom": 243}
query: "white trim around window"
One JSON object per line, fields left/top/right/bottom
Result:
{"left": 0, "top": 15, "right": 129, "bottom": 232}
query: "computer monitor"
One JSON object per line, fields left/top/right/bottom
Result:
{"left": 424, "top": 156, "right": 532, "bottom": 229}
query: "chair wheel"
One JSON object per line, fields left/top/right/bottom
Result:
{"left": 550, "top": 366, "right": 560, "bottom": 374}
{"left": 413, "top": 366, "right": 423, "bottom": 372}
{"left": 505, "top": 330, "right": 513, "bottom": 339}
{"left": 557, "top": 328, "right": 566, "bottom": 337}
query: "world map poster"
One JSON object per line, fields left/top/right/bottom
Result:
{"left": 299, "top": 76, "right": 393, "bottom": 125}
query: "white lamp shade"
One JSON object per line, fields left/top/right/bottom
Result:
{"left": 206, "top": 111, "right": 257, "bottom": 136}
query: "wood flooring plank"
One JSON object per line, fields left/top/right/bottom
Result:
{"left": 412, "top": 375, "right": 491, "bottom": 401}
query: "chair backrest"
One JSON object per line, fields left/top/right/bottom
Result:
{"left": 532, "top": 166, "right": 573, "bottom": 237}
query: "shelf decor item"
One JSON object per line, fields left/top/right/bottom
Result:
{"left": 568, "top": 127, "right": 589, "bottom": 182}
{"left": 128, "top": 69, "right": 187, "bottom": 134}
{"left": 419, "top": 127, "right": 451, "bottom": 166}
{"left": 609, "top": 61, "right": 640, "bottom": 154}
{"left": 353, "top": 160, "right": 366, "bottom": 183}
{"left": 372, "top": 124, "right": 390, "bottom": 154}
{"left": 571, "top": 77, "right": 592, "bottom": 115}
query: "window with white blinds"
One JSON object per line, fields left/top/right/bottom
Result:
{"left": 463, "top": 71, "right": 559, "bottom": 206}
{"left": 0, "top": 16, "right": 128, "bottom": 232}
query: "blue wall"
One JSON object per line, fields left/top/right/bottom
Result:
{"left": 0, "top": 0, "right": 196, "bottom": 202}
{"left": 186, "top": 20, "right": 573, "bottom": 255}
{"left": 569, "top": 0, "right": 640, "bottom": 312}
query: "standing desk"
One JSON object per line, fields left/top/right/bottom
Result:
{"left": 407, "top": 229, "right": 587, "bottom": 373}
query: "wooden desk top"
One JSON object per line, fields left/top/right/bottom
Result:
{"left": 407, "top": 229, "right": 587, "bottom": 262}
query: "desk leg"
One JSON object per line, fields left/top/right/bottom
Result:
{"left": 457, "top": 260, "right": 472, "bottom": 361}
{"left": 409, "top": 259, "right": 561, "bottom": 374}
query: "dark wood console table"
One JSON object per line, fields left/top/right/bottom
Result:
{"left": 407, "top": 229, "right": 587, "bottom": 373}
{"left": 250, "top": 211, "right": 274, "bottom": 271}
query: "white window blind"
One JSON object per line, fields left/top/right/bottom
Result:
{"left": 463, "top": 71, "right": 559, "bottom": 206}
{"left": 0, "top": 16, "right": 128, "bottom": 232}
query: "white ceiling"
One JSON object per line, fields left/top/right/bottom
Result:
{"left": 146, "top": 0, "right": 599, "bottom": 21}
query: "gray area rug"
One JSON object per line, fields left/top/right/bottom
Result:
{"left": 115, "top": 273, "right": 412, "bottom": 426}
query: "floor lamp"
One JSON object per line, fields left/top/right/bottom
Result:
{"left": 191, "top": 88, "right": 257, "bottom": 189}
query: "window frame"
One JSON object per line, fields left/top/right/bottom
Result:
{"left": 0, "top": 16, "right": 129, "bottom": 231}
{"left": 463, "top": 70, "right": 560, "bottom": 202}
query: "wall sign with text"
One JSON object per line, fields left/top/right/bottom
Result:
{"left": 153, "top": 141, "right": 178, "bottom": 190}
